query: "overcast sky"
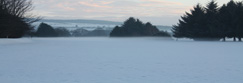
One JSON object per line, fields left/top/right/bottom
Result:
{"left": 31, "top": 0, "right": 242, "bottom": 25}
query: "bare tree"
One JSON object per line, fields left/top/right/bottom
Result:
{"left": 0, "top": 0, "right": 40, "bottom": 38}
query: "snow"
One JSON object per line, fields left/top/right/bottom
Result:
{"left": 0, "top": 37, "right": 243, "bottom": 83}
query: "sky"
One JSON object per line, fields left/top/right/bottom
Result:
{"left": 31, "top": 0, "right": 242, "bottom": 25}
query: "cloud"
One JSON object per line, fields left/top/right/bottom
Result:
{"left": 78, "top": 1, "right": 111, "bottom": 8}
{"left": 55, "top": 3, "right": 76, "bottom": 11}
{"left": 31, "top": 0, "right": 192, "bottom": 25}
{"left": 141, "top": 0, "right": 183, "bottom": 6}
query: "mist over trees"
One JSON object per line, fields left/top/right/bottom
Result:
{"left": 88, "top": 28, "right": 110, "bottom": 36}
{"left": 71, "top": 28, "right": 90, "bottom": 37}
{"left": 110, "top": 17, "right": 170, "bottom": 37}
{"left": 34, "top": 22, "right": 112, "bottom": 37}
{"left": 0, "top": 0, "right": 39, "bottom": 38}
{"left": 173, "top": 0, "right": 243, "bottom": 41}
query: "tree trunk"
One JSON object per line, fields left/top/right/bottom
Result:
{"left": 233, "top": 37, "right": 236, "bottom": 41}
{"left": 223, "top": 37, "right": 226, "bottom": 42}
{"left": 239, "top": 37, "right": 242, "bottom": 42}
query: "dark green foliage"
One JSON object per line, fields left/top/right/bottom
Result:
{"left": 110, "top": 17, "right": 168, "bottom": 37}
{"left": 55, "top": 27, "right": 71, "bottom": 37}
{"left": 173, "top": 0, "right": 243, "bottom": 41}
{"left": 36, "top": 23, "right": 57, "bottom": 37}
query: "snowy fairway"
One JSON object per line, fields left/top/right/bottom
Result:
{"left": 0, "top": 38, "right": 243, "bottom": 83}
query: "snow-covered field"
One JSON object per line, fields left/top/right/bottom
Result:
{"left": 0, "top": 37, "right": 243, "bottom": 83}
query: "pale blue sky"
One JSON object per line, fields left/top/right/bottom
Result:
{"left": 31, "top": 0, "right": 241, "bottom": 25}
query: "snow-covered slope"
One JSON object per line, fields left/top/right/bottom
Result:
{"left": 0, "top": 38, "right": 242, "bottom": 83}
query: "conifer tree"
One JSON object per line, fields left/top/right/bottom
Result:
{"left": 235, "top": 2, "right": 243, "bottom": 41}
{"left": 225, "top": 0, "right": 238, "bottom": 41}
{"left": 218, "top": 4, "right": 229, "bottom": 41}
{"left": 173, "top": 0, "right": 243, "bottom": 41}
{"left": 205, "top": 0, "right": 221, "bottom": 40}
{"left": 173, "top": 4, "right": 208, "bottom": 40}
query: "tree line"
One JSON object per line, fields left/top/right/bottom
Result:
{"left": 0, "top": 0, "right": 169, "bottom": 38}
{"left": 110, "top": 17, "right": 170, "bottom": 37}
{"left": 34, "top": 22, "right": 111, "bottom": 37}
{"left": 173, "top": 0, "right": 243, "bottom": 41}
{"left": 2, "top": 0, "right": 243, "bottom": 41}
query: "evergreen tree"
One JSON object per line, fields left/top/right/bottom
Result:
{"left": 173, "top": 4, "right": 209, "bottom": 40}
{"left": 110, "top": 17, "right": 164, "bottom": 37}
{"left": 205, "top": 0, "right": 221, "bottom": 40}
{"left": 235, "top": 2, "right": 243, "bottom": 41}
{"left": 225, "top": 0, "right": 238, "bottom": 41}
{"left": 143, "top": 22, "right": 160, "bottom": 36}
{"left": 218, "top": 4, "right": 229, "bottom": 41}
{"left": 172, "top": 14, "right": 191, "bottom": 38}
{"left": 122, "top": 17, "right": 142, "bottom": 36}
{"left": 35, "top": 23, "right": 57, "bottom": 37}
{"left": 173, "top": 0, "right": 243, "bottom": 41}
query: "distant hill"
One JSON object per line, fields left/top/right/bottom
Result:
{"left": 40, "top": 19, "right": 122, "bottom": 25}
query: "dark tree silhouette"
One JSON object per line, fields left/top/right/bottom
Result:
{"left": 55, "top": 27, "right": 71, "bottom": 37}
{"left": 0, "top": 0, "right": 39, "bottom": 38}
{"left": 35, "top": 23, "right": 57, "bottom": 37}
{"left": 110, "top": 17, "right": 168, "bottom": 37}
{"left": 225, "top": 0, "right": 238, "bottom": 41}
{"left": 218, "top": 4, "right": 229, "bottom": 41}
{"left": 205, "top": 0, "right": 221, "bottom": 40}
{"left": 173, "top": 4, "right": 209, "bottom": 40}
{"left": 110, "top": 26, "right": 123, "bottom": 37}
{"left": 235, "top": 2, "right": 243, "bottom": 41}
{"left": 143, "top": 22, "right": 160, "bottom": 36}
{"left": 173, "top": 0, "right": 243, "bottom": 41}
